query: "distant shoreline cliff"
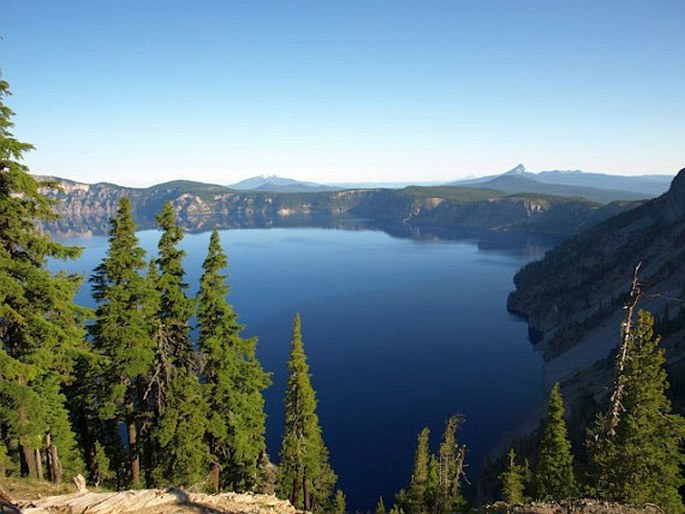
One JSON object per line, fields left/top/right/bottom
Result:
{"left": 39, "top": 176, "right": 640, "bottom": 237}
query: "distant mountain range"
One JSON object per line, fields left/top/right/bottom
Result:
{"left": 228, "top": 175, "right": 340, "bottom": 193}
{"left": 227, "top": 166, "right": 674, "bottom": 202}
{"left": 447, "top": 164, "right": 673, "bottom": 203}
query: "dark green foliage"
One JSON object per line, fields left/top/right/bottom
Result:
{"left": 406, "top": 427, "right": 430, "bottom": 514}
{"left": 397, "top": 416, "right": 468, "bottom": 514}
{"left": 89, "top": 197, "right": 156, "bottom": 486}
{"left": 154, "top": 201, "right": 194, "bottom": 364}
{"left": 332, "top": 489, "right": 346, "bottom": 514}
{"left": 535, "top": 383, "right": 575, "bottom": 500}
{"left": 277, "top": 314, "right": 337, "bottom": 512}
{"left": 587, "top": 311, "right": 685, "bottom": 513}
{"left": 499, "top": 448, "right": 525, "bottom": 504}
{"left": 151, "top": 371, "right": 209, "bottom": 487}
{"left": 149, "top": 202, "right": 209, "bottom": 487}
{"left": 435, "top": 415, "right": 467, "bottom": 513}
{"left": 0, "top": 79, "right": 87, "bottom": 481}
{"left": 197, "top": 230, "right": 270, "bottom": 491}
{"left": 91, "top": 441, "right": 114, "bottom": 485}
{"left": 425, "top": 454, "right": 439, "bottom": 510}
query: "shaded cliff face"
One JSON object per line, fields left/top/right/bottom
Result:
{"left": 508, "top": 168, "right": 685, "bottom": 409}
{"left": 39, "top": 177, "right": 639, "bottom": 237}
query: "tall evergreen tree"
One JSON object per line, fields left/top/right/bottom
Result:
{"left": 435, "top": 415, "right": 467, "bottom": 513}
{"left": 406, "top": 427, "right": 430, "bottom": 514}
{"left": 277, "top": 314, "right": 337, "bottom": 512}
{"left": 375, "top": 497, "right": 386, "bottom": 514}
{"left": 333, "top": 489, "right": 347, "bottom": 514}
{"left": 425, "top": 454, "right": 439, "bottom": 512}
{"left": 0, "top": 79, "right": 87, "bottom": 481}
{"left": 397, "top": 417, "right": 469, "bottom": 514}
{"left": 154, "top": 201, "right": 194, "bottom": 365}
{"left": 535, "top": 383, "right": 575, "bottom": 500}
{"left": 587, "top": 310, "right": 684, "bottom": 513}
{"left": 500, "top": 448, "right": 525, "bottom": 504}
{"left": 151, "top": 371, "right": 209, "bottom": 486}
{"left": 197, "top": 230, "right": 270, "bottom": 491}
{"left": 89, "top": 197, "right": 156, "bottom": 487}
{"left": 149, "top": 201, "right": 209, "bottom": 486}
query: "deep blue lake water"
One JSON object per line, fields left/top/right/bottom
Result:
{"left": 51, "top": 227, "right": 558, "bottom": 510}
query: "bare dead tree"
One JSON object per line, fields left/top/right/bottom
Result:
{"left": 606, "top": 262, "right": 642, "bottom": 436}
{"left": 143, "top": 320, "right": 174, "bottom": 415}
{"left": 454, "top": 444, "right": 470, "bottom": 486}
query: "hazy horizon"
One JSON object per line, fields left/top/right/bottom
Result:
{"left": 4, "top": 1, "right": 684, "bottom": 187}
{"left": 31, "top": 163, "right": 679, "bottom": 190}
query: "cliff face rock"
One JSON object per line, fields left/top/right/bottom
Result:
{"left": 507, "top": 168, "right": 685, "bottom": 408}
{"left": 661, "top": 167, "right": 685, "bottom": 223}
{"left": 39, "top": 176, "right": 640, "bottom": 237}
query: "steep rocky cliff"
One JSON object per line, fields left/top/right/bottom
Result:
{"left": 508, "top": 168, "right": 685, "bottom": 412}
{"left": 39, "top": 177, "right": 638, "bottom": 237}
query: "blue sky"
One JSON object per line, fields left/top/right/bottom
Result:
{"left": 2, "top": 0, "right": 683, "bottom": 186}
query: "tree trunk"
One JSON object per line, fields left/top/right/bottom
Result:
{"left": 45, "top": 432, "right": 64, "bottom": 484}
{"left": 209, "top": 461, "right": 220, "bottom": 493}
{"left": 302, "top": 475, "right": 311, "bottom": 512}
{"left": 21, "top": 444, "right": 39, "bottom": 480}
{"left": 127, "top": 419, "right": 141, "bottom": 487}
{"left": 608, "top": 262, "right": 642, "bottom": 435}
{"left": 35, "top": 448, "right": 44, "bottom": 481}
{"left": 290, "top": 476, "right": 300, "bottom": 509}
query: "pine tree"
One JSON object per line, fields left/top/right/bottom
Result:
{"left": 277, "top": 314, "right": 337, "bottom": 512}
{"left": 375, "top": 497, "right": 386, "bottom": 514}
{"left": 89, "top": 197, "right": 156, "bottom": 487}
{"left": 154, "top": 201, "right": 194, "bottom": 366}
{"left": 396, "top": 417, "right": 469, "bottom": 514}
{"left": 406, "top": 427, "right": 430, "bottom": 514}
{"left": 587, "top": 310, "right": 684, "bottom": 513}
{"left": 151, "top": 371, "right": 209, "bottom": 486}
{"left": 436, "top": 415, "right": 467, "bottom": 513}
{"left": 500, "top": 448, "right": 525, "bottom": 504}
{"left": 333, "top": 489, "right": 346, "bottom": 514}
{"left": 197, "top": 230, "right": 270, "bottom": 491}
{"left": 535, "top": 383, "right": 575, "bottom": 500}
{"left": 0, "top": 79, "right": 87, "bottom": 481}
{"left": 425, "top": 454, "right": 439, "bottom": 513}
{"left": 149, "top": 201, "right": 209, "bottom": 486}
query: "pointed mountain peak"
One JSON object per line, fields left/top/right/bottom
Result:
{"left": 504, "top": 164, "right": 527, "bottom": 175}
{"left": 669, "top": 167, "right": 685, "bottom": 194}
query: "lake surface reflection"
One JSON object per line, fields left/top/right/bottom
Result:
{"left": 51, "top": 227, "right": 560, "bottom": 510}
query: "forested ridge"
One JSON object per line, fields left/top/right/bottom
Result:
{"left": 1, "top": 80, "right": 684, "bottom": 513}
{"left": 38, "top": 174, "right": 640, "bottom": 238}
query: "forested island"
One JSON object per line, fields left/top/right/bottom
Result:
{"left": 1, "top": 79, "right": 684, "bottom": 514}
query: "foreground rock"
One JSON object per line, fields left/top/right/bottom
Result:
{"left": 484, "top": 500, "right": 665, "bottom": 514}
{"left": 16, "top": 487, "right": 301, "bottom": 514}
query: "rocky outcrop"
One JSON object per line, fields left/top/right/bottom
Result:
{"left": 484, "top": 500, "right": 664, "bottom": 514}
{"left": 17, "top": 487, "right": 301, "bottom": 514}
